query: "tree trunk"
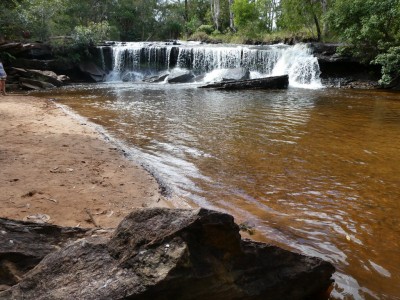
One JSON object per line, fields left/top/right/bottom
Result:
{"left": 313, "top": 12, "right": 321, "bottom": 41}
{"left": 228, "top": 0, "right": 236, "bottom": 32}
{"left": 184, "top": 0, "right": 189, "bottom": 36}
{"left": 321, "top": 0, "right": 328, "bottom": 37}
{"left": 211, "top": 0, "right": 220, "bottom": 30}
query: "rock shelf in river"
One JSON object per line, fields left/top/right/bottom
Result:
{"left": 199, "top": 75, "right": 289, "bottom": 90}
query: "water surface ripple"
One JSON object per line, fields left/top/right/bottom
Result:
{"left": 38, "top": 84, "right": 400, "bottom": 299}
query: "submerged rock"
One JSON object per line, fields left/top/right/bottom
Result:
{"left": 0, "top": 208, "right": 334, "bottom": 300}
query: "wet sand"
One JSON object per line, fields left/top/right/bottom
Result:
{"left": 0, "top": 95, "right": 185, "bottom": 228}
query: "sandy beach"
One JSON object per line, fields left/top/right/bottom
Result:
{"left": 0, "top": 95, "right": 181, "bottom": 228}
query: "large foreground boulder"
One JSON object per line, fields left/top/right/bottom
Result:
{"left": 0, "top": 208, "right": 334, "bottom": 299}
{"left": 0, "top": 218, "right": 94, "bottom": 290}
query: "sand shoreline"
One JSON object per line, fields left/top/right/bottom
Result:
{"left": 0, "top": 95, "right": 186, "bottom": 228}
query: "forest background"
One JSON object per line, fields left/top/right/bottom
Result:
{"left": 1, "top": 0, "right": 400, "bottom": 85}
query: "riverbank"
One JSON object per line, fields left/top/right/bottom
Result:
{"left": 0, "top": 94, "right": 189, "bottom": 228}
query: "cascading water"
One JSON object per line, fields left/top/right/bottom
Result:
{"left": 106, "top": 42, "right": 322, "bottom": 88}
{"left": 98, "top": 46, "right": 106, "bottom": 72}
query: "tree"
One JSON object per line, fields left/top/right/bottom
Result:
{"left": 278, "top": 0, "right": 325, "bottom": 41}
{"left": 256, "top": 0, "right": 280, "bottom": 32}
{"left": 228, "top": 0, "right": 235, "bottom": 32}
{"left": 15, "top": 0, "right": 66, "bottom": 41}
{"left": 232, "top": 0, "right": 258, "bottom": 29}
{"left": 328, "top": 0, "right": 400, "bottom": 84}
{"left": 0, "top": 0, "right": 23, "bottom": 40}
{"left": 327, "top": 0, "right": 400, "bottom": 61}
{"left": 210, "top": 0, "right": 221, "bottom": 30}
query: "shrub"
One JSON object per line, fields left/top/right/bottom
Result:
{"left": 373, "top": 46, "right": 400, "bottom": 86}
{"left": 197, "top": 25, "right": 214, "bottom": 35}
{"left": 72, "top": 21, "right": 111, "bottom": 47}
{"left": 189, "top": 31, "right": 210, "bottom": 42}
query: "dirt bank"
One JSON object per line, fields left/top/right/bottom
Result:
{"left": 0, "top": 95, "right": 185, "bottom": 228}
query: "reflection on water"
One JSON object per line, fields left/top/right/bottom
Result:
{"left": 36, "top": 84, "right": 400, "bottom": 299}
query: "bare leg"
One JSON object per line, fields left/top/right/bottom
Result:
{"left": 1, "top": 81, "right": 6, "bottom": 95}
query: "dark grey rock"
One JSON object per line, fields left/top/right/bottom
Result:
{"left": 19, "top": 77, "right": 55, "bottom": 89}
{"left": 0, "top": 218, "right": 92, "bottom": 288}
{"left": 78, "top": 61, "right": 106, "bottom": 82}
{"left": 199, "top": 75, "right": 289, "bottom": 90}
{"left": 0, "top": 208, "right": 334, "bottom": 300}
{"left": 167, "top": 69, "right": 194, "bottom": 83}
{"left": 143, "top": 73, "right": 169, "bottom": 83}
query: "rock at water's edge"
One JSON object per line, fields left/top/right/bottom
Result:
{"left": 0, "top": 208, "right": 335, "bottom": 299}
{"left": 167, "top": 70, "right": 194, "bottom": 83}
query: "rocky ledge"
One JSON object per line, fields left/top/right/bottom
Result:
{"left": 0, "top": 208, "right": 334, "bottom": 300}
{"left": 309, "top": 43, "right": 382, "bottom": 89}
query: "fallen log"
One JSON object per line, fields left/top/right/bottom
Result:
{"left": 199, "top": 74, "right": 289, "bottom": 90}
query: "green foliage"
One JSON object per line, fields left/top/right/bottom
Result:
{"left": 278, "top": 0, "right": 323, "bottom": 40}
{"left": 232, "top": 0, "right": 259, "bottom": 29}
{"left": 373, "top": 46, "right": 400, "bottom": 85}
{"left": 189, "top": 31, "right": 211, "bottom": 42}
{"left": 197, "top": 25, "right": 214, "bottom": 35}
{"left": 187, "top": 16, "right": 202, "bottom": 35}
{"left": 327, "top": 0, "right": 400, "bottom": 61}
{"left": 327, "top": 0, "right": 400, "bottom": 83}
{"left": 72, "top": 21, "right": 111, "bottom": 47}
{"left": 16, "top": 0, "right": 66, "bottom": 41}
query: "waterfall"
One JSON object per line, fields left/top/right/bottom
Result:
{"left": 106, "top": 42, "right": 322, "bottom": 88}
{"left": 98, "top": 46, "right": 106, "bottom": 72}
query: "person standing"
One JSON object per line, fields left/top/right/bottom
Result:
{"left": 0, "top": 60, "right": 7, "bottom": 95}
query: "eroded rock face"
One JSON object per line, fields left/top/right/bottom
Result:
{"left": 0, "top": 208, "right": 335, "bottom": 300}
{"left": 308, "top": 43, "right": 381, "bottom": 88}
{"left": 0, "top": 218, "right": 92, "bottom": 289}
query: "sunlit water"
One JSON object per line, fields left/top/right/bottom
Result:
{"left": 36, "top": 83, "right": 400, "bottom": 299}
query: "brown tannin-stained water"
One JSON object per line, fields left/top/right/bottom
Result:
{"left": 37, "top": 83, "right": 400, "bottom": 299}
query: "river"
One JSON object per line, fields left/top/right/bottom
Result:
{"left": 35, "top": 82, "right": 400, "bottom": 299}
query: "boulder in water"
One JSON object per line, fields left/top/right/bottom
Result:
{"left": 143, "top": 73, "right": 169, "bottom": 83}
{"left": 167, "top": 69, "right": 194, "bottom": 83}
{"left": 221, "top": 67, "right": 250, "bottom": 81}
{"left": 0, "top": 208, "right": 335, "bottom": 300}
{"left": 200, "top": 75, "right": 289, "bottom": 90}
